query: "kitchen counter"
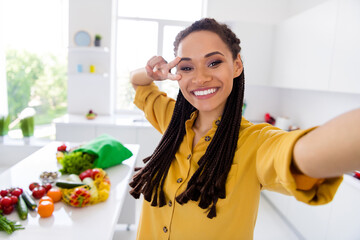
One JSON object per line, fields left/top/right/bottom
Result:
{"left": 0, "top": 142, "right": 139, "bottom": 239}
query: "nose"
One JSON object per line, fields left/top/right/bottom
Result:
{"left": 193, "top": 68, "right": 211, "bottom": 85}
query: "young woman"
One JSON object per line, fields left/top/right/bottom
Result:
{"left": 129, "top": 18, "right": 360, "bottom": 239}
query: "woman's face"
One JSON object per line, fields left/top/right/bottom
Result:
{"left": 176, "top": 30, "right": 243, "bottom": 116}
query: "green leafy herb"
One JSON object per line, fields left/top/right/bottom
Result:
{"left": 0, "top": 211, "right": 25, "bottom": 234}
{"left": 59, "top": 152, "right": 96, "bottom": 175}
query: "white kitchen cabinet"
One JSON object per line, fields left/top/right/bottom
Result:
{"left": 272, "top": 0, "right": 338, "bottom": 91}
{"left": 329, "top": 0, "right": 360, "bottom": 94}
{"left": 285, "top": 196, "right": 332, "bottom": 239}
{"left": 262, "top": 175, "right": 360, "bottom": 239}
{"left": 326, "top": 175, "right": 360, "bottom": 239}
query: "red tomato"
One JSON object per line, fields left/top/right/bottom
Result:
{"left": 0, "top": 189, "right": 9, "bottom": 197}
{"left": 32, "top": 186, "right": 46, "bottom": 199}
{"left": 79, "top": 169, "right": 93, "bottom": 181}
{"left": 2, "top": 205, "right": 14, "bottom": 215}
{"left": 11, "top": 188, "right": 22, "bottom": 197}
{"left": 0, "top": 196, "right": 13, "bottom": 207}
{"left": 57, "top": 144, "right": 67, "bottom": 152}
{"left": 10, "top": 195, "right": 18, "bottom": 204}
{"left": 43, "top": 183, "right": 52, "bottom": 192}
{"left": 29, "top": 182, "right": 40, "bottom": 191}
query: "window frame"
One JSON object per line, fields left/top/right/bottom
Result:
{"left": 113, "top": 16, "right": 195, "bottom": 113}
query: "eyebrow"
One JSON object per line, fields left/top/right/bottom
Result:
{"left": 179, "top": 51, "right": 224, "bottom": 63}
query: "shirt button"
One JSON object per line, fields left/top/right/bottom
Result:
{"left": 187, "top": 154, "right": 191, "bottom": 160}
{"left": 163, "top": 226, "right": 168, "bottom": 233}
{"left": 177, "top": 178, "right": 183, "bottom": 183}
{"left": 204, "top": 136, "right": 211, "bottom": 141}
{"left": 168, "top": 200, "right": 172, "bottom": 207}
{"left": 215, "top": 120, "right": 221, "bottom": 126}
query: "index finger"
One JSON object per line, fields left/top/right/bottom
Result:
{"left": 167, "top": 57, "right": 181, "bottom": 70}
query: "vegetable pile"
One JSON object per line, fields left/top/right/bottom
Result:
{"left": 56, "top": 168, "right": 111, "bottom": 207}
{"left": 0, "top": 187, "right": 26, "bottom": 234}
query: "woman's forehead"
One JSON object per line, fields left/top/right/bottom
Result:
{"left": 176, "top": 31, "right": 230, "bottom": 58}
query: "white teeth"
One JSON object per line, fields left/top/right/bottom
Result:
{"left": 193, "top": 88, "right": 217, "bottom": 96}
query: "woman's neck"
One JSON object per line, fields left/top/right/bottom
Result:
{"left": 192, "top": 111, "right": 221, "bottom": 148}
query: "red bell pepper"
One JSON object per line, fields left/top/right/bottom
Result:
{"left": 69, "top": 187, "right": 91, "bottom": 207}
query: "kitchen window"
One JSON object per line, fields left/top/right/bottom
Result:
{"left": 1, "top": 0, "right": 68, "bottom": 139}
{"left": 115, "top": 0, "right": 205, "bottom": 111}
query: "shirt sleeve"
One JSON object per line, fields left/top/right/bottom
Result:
{"left": 133, "top": 83, "right": 175, "bottom": 134}
{"left": 255, "top": 124, "right": 343, "bottom": 205}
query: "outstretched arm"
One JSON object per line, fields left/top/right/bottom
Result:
{"left": 293, "top": 108, "right": 360, "bottom": 178}
{"left": 130, "top": 56, "right": 181, "bottom": 90}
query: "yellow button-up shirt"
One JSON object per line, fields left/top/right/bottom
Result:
{"left": 134, "top": 83, "right": 342, "bottom": 240}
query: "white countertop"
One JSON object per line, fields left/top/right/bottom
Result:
{"left": 53, "top": 114, "right": 153, "bottom": 128}
{"left": 0, "top": 142, "right": 139, "bottom": 239}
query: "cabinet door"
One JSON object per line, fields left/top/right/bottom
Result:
{"left": 326, "top": 177, "right": 360, "bottom": 239}
{"left": 136, "top": 128, "right": 162, "bottom": 167}
{"left": 272, "top": 1, "right": 338, "bottom": 91}
{"left": 330, "top": 0, "right": 360, "bottom": 93}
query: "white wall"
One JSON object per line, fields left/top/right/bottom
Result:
{"left": 279, "top": 88, "right": 360, "bottom": 129}
{"left": 206, "top": 0, "right": 290, "bottom": 24}
{"left": 206, "top": 0, "right": 360, "bottom": 129}
{"left": 244, "top": 84, "right": 360, "bottom": 129}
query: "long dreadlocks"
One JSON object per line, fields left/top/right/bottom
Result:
{"left": 129, "top": 18, "right": 245, "bottom": 219}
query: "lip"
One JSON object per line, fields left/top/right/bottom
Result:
{"left": 191, "top": 87, "right": 219, "bottom": 99}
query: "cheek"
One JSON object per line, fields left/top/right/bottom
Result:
{"left": 178, "top": 82, "right": 189, "bottom": 100}
{"left": 177, "top": 76, "right": 190, "bottom": 93}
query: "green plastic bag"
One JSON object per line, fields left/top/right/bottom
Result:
{"left": 73, "top": 134, "right": 133, "bottom": 169}
{"left": 20, "top": 116, "right": 34, "bottom": 137}
{"left": 0, "top": 115, "right": 10, "bottom": 136}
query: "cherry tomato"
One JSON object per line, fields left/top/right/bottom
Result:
{"left": 10, "top": 195, "right": 18, "bottom": 204}
{"left": 0, "top": 189, "right": 9, "bottom": 197}
{"left": 29, "top": 182, "right": 40, "bottom": 191}
{"left": 43, "top": 183, "right": 52, "bottom": 192}
{"left": 11, "top": 188, "right": 22, "bottom": 197}
{"left": 0, "top": 196, "right": 13, "bottom": 207}
{"left": 2, "top": 205, "right": 14, "bottom": 215}
{"left": 57, "top": 144, "right": 67, "bottom": 152}
{"left": 32, "top": 186, "right": 46, "bottom": 199}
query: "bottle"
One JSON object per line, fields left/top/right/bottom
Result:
{"left": 89, "top": 65, "right": 95, "bottom": 73}
{"left": 77, "top": 64, "right": 83, "bottom": 73}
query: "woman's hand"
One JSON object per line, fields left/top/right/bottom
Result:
{"left": 145, "top": 56, "right": 181, "bottom": 81}
{"left": 130, "top": 56, "right": 181, "bottom": 90}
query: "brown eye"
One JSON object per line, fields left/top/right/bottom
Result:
{"left": 209, "top": 60, "right": 222, "bottom": 67}
{"left": 180, "top": 66, "right": 192, "bottom": 71}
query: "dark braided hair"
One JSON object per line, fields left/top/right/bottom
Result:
{"left": 129, "top": 18, "right": 245, "bottom": 219}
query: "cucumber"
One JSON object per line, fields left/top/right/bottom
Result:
{"left": 16, "top": 195, "right": 28, "bottom": 220}
{"left": 55, "top": 180, "right": 85, "bottom": 189}
{"left": 22, "top": 191, "right": 37, "bottom": 211}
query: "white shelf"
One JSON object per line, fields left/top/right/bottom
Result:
{"left": 68, "top": 46, "right": 109, "bottom": 53}
{"left": 68, "top": 73, "right": 109, "bottom": 78}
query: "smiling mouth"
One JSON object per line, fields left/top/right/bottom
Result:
{"left": 192, "top": 88, "right": 218, "bottom": 96}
